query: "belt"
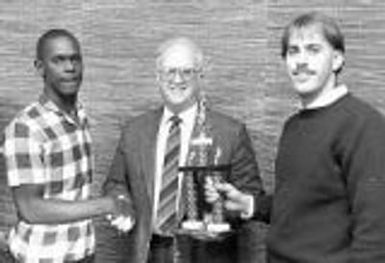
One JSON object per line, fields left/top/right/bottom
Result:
{"left": 150, "top": 234, "right": 174, "bottom": 248}
{"left": 64, "top": 254, "right": 94, "bottom": 263}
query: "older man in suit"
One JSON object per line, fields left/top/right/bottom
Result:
{"left": 96, "top": 37, "right": 264, "bottom": 263}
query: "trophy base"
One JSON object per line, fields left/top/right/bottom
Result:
{"left": 177, "top": 221, "right": 232, "bottom": 241}
{"left": 181, "top": 220, "right": 205, "bottom": 231}
{"left": 206, "top": 223, "right": 231, "bottom": 233}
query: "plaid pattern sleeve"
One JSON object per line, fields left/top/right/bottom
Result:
{"left": 3, "top": 96, "right": 95, "bottom": 263}
{"left": 5, "top": 116, "right": 47, "bottom": 186}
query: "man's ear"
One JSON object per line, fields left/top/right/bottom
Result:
{"left": 201, "top": 56, "right": 211, "bottom": 78}
{"left": 155, "top": 70, "right": 161, "bottom": 83}
{"left": 332, "top": 50, "right": 345, "bottom": 73}
{"left": 34, "top": 59, "right": 45, "bottom": 78}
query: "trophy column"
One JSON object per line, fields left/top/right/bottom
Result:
{"left": 180, "top": 136, "right": 212, "bottom": 231}
{"left": 182, "top": 168, "right": 200, "bottom": 228}
{"left": 206, "top": 169, "right": 230, "bottom": 233}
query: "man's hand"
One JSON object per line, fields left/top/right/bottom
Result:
{"left": 204, "top": 180, "right": 253, "bottom": 215}
{"left": 216, "top": 183, "right": 252, "bottom": 215}
{"left": 204, "top": 176, "right": 221, "bottom": 203}
{"left": 107, "top": 195, "right": 135, "bottom": 233}
{"left": 107, "top": 214, "right": 135, "bottom": 233}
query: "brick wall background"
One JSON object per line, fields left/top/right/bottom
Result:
{"left": 1, "top": 0, "right": 385, "bottom": 261}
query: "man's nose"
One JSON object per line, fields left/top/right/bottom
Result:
{"left": 171, "top": 70, "right": 184, "bottom": 83}
{"left": 295, "top": 50, "right": 309, "bottom": 65}
{"left": 64, "top": 59, "right": 76, "bottom": 72}
{"left": 296, "top": 62, "right": 308, "bottom": 71}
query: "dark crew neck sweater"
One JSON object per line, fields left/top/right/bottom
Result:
{"left": 267, "top": 94, "right": 385, "bottom": 263}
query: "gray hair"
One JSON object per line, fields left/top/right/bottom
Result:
{"left": 155, "top": 37, "right": 204, "bottom": 70}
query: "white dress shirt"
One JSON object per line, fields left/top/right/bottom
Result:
{"left": 152, "top": 104, "right": 198, "bottom": 229}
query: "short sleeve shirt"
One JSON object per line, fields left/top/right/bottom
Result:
{"left": 4, "top": 94, "right": 94, "bottom": 263}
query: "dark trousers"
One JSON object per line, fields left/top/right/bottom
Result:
{"left": 148, "top": 234, "right": 179, "bottom": 263}
{"left": 0, "top": 248, "right": 16, "bottom": 263}
{"left": 65, "top": 254, "right": 95, "bottom": 263}
{"left": 147, "top": 234, "right": 237, "bottom": 263}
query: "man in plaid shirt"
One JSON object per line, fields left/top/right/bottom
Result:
{"left": 3, "top": 29, "right": 133, "bottom": 263}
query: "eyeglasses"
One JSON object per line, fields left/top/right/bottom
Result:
{"left": 158, "top": 67, "right": 201, "bottom": 82}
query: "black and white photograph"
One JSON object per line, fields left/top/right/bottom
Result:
{"left": 1, "top": 1, "right": 385, "bottom": 262}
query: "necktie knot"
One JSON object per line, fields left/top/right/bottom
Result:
{"left": 169, "top": 115, "right": 181, "bottom": 131}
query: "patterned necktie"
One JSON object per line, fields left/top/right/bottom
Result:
{"left": 157, "top": 115, "right": 181, "bottom": 234}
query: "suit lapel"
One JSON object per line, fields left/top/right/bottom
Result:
{"left": 140, "top": 108, "right": 163, "bottom": 204}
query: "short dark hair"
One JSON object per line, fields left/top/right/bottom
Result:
{"left": 281, "top": 12, "right": 345, "bottom": 58}
{"left": 36, "top": 29, "right": 80, "bottom": 60}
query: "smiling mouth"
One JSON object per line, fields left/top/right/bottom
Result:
{"left": 169, "top": 85, "right": 187, "bottom": 91}
{"left": 291, "top": 74, "right": 311, "bottom": 84}
{"left": 62, "top": 77, "right": 80, "bottom": 83}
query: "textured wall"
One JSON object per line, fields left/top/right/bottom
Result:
{"left": 1, "top": 0, "right": 385, "bottom": 261}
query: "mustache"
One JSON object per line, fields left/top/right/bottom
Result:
{"left": 292, "top": 64, "right": 316, "bottom": 75}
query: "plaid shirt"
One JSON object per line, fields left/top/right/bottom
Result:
{"left": 4, "top": 95, "right": 95, "bottom": 263}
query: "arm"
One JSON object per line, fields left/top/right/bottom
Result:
{"left": 12, "top": 184, "right": 115, "bottom": 224}
{"left": 206, "top": 182, "right": 272, "bottom": 223}
{"left": 227, "top": 124, "right": 271, "bottom": 222}
{"left": 4, "top": 120, "right": 121, "bottom": 224}
{"left": 345, "top": 115, "right": 385, "bottom": 262}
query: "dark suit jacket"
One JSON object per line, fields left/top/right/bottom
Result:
{"left": 96, "top": 107, "right": 263, "bottom": 263}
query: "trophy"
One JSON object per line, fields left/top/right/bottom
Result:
{"left": 178, "top": 94, "right": 231, "bottom": 239}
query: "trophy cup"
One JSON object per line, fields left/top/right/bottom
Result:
{"left": 178, "top": 95, "right": 231, "bottom": 240}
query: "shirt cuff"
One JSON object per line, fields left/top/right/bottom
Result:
{"left": 240, "top": 194, "right": 254, "bottom": 219}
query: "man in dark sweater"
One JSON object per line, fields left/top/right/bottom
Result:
{"left": 205, "top": 12, "right": 385, "bottom": 262}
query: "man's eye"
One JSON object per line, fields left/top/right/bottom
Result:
{"left": 71, "top": 56, "right": 82, "bottom": 63}
{"left": 182, "top": 69, "right": 193, "bottom": 75}
{"left": 52, "top": 57, "right": 64, "bottom": 63}
{"left": 308, "top": 46, "right": 321, "bottom": 54}
{"left": 166, "top": 69, "right": 177, "bottom": 75}
{"left": 287, "top": 48, "right": 298, "bottom": 56}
